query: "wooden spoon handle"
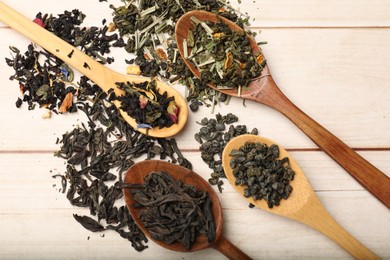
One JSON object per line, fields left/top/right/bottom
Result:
{"left": 296, "top": 195, "right": 379, "bottom": 259}
{"left": 0, "top": 1, "right": 119, "bottom": 93}
{"left": 212, "top": 236, "right": 252, "bottom": 260}
{"left": 254, "top": 77, "right": 390, "bottom": 208}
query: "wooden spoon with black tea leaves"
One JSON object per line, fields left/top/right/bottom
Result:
{"left": 222, "top": 134, "right": 379, "bottom": 259}
{"left": 175, "top": 10, "right": 390, "bottom": 208}
{"left": 122, "top": 160, "right": 252, "bottom": 260}
{"left": 0, "top": 1, "right": 188, "bottom": 138}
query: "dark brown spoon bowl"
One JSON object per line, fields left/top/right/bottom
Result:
{"left": 175, "top": 10, "right": 390, "bottom": 208}
{"left": 123, "top": 160, "right": 251, "bottom": 259}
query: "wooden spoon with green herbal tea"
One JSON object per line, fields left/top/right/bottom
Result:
{"left": 222, "top": 134, "right": 379, "bottom": 259}
{"left": 175, "top": 10, "right": 390, "bottom": 208}
{"left": 0, "top": 1, "right": 188, "bottom": 138}
{"left": 122, "top": 160, "right": 251, "bottom": 260}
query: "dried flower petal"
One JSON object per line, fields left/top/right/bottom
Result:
{"left": 107, "top": 22, "right": 116, "bottom": 32}
{"left": 167, "top": 101, "right": 179, "bottom": 123}
{"left": 137, "top": 123, "right": 153, "bottom": 129}
{"left": 143, "top": 54, "right": 151, "bottom": 60}
{"left": 19, "top": 83, "right": 25, "bottom": 94}
{"left": 224, "top": 51, "right": 233, "bottom": 70}
{"left": 126, "top": 65, "right": 141, "bottom": 75}
{"left": 139, "top": 95, "right": 149, "bottom": 109}
{"left": 213, "top": 32, "right": 225, "bottom": 38}
{"left": 256, "top": 53, "right": 265, "bottom": 65}
{"left": 33, "top": 18, "right": 46, "bottom": 28}
{"left": 59, "top": 92, "right": 73, "bottom": 113}
{"left": 155, "top": 48, "right": 167, "bottom": 60}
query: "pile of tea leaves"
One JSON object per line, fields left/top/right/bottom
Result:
{"left": 5, "top": 8, "right": 191, "bottom": 252}
{"left": 107, "top": 0, "right": 258, "bottom": 111}
{"left": 123, "top": 171, "right": 216, "bottom": 250}
{"left": 229, "top": 141, "right": 295, "bottom": 208}
{"left": 194, "top": 113, "right": 259, "bottom": 192}
{"left": 115, "top": 80, "right": 179, "bottom": 128}
{"left": 55, "top": 97, "right": 191, "bottom": 251}
{"left": 185, "top": 17, "right": 266, "bottom": 91}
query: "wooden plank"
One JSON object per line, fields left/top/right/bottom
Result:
{"left": 232, "top": 0, "right": 390, "bottom": 27}
{"left": 0, "top": 153, "right": 388, "bottom": 259}
{"left": 1, "top": 0, "right": 390, "bottom": 28}
{"left": 0, "top": 29, "right": 389, "bottom": 150}
{"left": 0, "top": 1, "right": 388, "bottom": 259}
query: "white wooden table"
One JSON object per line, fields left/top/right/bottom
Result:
{"left": 0, "top": 0, "right": 389, "bottom": 259}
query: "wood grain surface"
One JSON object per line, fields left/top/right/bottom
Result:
{"left": 0, "top": 0, "right": 389, "bottom": 259}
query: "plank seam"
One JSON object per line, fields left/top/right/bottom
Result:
{"left": 0, "top": 148, "right": 389, "bottom": 154}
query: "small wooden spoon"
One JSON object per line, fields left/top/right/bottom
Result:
{"left": 175, "top": 10, "right": 390, "bottom": 208}
{"left": 123, "top": 160, "right": 252, "bottom": 260}
{"left": 222, "top": 134, "right": 379, "bottom": 259}
{"left": 0, "top": 1, "right": 188, "bottom": 138}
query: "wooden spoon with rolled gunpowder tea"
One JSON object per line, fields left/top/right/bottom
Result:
{"left": 175, "top": 10, "right": 390, "bottom": 208}
{"left": 222, "top": 134, "right": 379, "bottom": 259}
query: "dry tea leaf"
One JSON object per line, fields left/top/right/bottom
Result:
{"left": 73, "top": 214, "right": 105, "bottom": 232}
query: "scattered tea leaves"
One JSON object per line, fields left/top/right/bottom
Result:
{"left": 194, "top": 113, "right": 259, "bottom": 192}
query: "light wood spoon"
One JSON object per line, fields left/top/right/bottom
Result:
{"left": 175, "top": 10, "right": 390, "bottom": 208}
{"left": 123, "top": 160, "right": 252, "bottom": 260}
{"left": 222, "top": 134, "right": 379, "bottom": 259}
{"left": 0, "top": 1, "right": 188, "bottom": 138}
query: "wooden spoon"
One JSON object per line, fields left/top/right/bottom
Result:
{"left": 0, "top": 1, "right": 188, "bottom": 138}
{"left": 175, "top": 10, "right": 390, "bottom": 208}
{"left": 222, "top": 134, "right": 379, "bottom": 259}
{"left": 123, "top": 160, "right": 252, "bottom": 260}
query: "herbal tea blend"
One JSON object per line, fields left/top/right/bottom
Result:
{"left": 184, "top": 17, "right": 266, "bottom": 91}
{"left": 115, "top": 80, "right": 179, "bottom": 128}
{"left": 7, "top": 1, "right": 260, "bottom": 115}
{"left": 5, "top": 9, "right": 120, "bottom": 114}
{"left": 229, "top": 141, "right": 295, "bottom": 208}
{"left": 108, "top": 0, "right": 255, "bottom": 110}
{"left": 194, "top": 113, "right": 259, "bottom": 192}
{"left": 123, "top": 171, "right": 216, "bottom": 250}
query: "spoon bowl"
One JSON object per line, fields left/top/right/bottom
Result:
{"left": 123, "top": 160, "right": 251, "bottom": 259}
{"left": 175, "top": 10, "right": 390, "bottom": 207}
{"left": 222, "top": 134, "right": 379, "bottom": 259}
{"left": 175, "top": 10, "right": 265, "bottom": 99}
{"left": 0, "top": 1, "right": 188, "bottom": 138}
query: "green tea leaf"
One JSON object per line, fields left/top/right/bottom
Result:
{"left": 36, "top": 84, "right": 49, "bottom": 97}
